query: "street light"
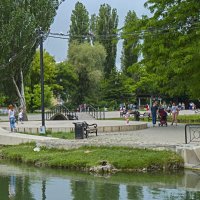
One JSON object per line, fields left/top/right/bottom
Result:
{"left": 38, "top": 28, "right": 45, "bottom": 133}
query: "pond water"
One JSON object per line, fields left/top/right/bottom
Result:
{"left": 1, "top": 161, "right": 200, "bottom": 200}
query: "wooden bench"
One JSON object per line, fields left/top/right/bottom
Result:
{"left": 83, "top": 121, "right": 98, "bottom": 138}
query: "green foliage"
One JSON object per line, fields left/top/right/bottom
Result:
{"left": 25, "top": 84, "right": 53, "bottom": 110}
{"left": 68, "top": 41, "right": 106, "bottom": 105}
{"left": 56, "top": 61, "right": 78, "bottom": 104}
{"left": 101, "top": 71, "right": 136, "bottom": 108}
{"left": 96, "top": 4, "right": 119, "bottom": 77}
{"left": 0, "top": 93, "right": 7, "bottom": 106}
{"left": 69, "top": 2, "right": 89, "bottom": 43}
{"left": 0, "top": 0, "right": 59, "bottom": 102}
{"left": 25, "top": 50, "right": 62, "bottom": 111}
{"left": 29, "top": 50, "right": 58, "bottom": 87}
{"left": 121, "top": 11, "right": 140, "bottom": 74}
{"left": 141, "top": 0, "right": 200, "bottom": 98}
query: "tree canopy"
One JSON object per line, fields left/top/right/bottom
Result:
{"left": 141, "top": 0, "right": 200, "bottom": 98}
{"left": 68, "top": 41, "right": 106, "bottom": 105}
{"left": 0, "top": 0, "right": 59, "bottom": 107}
{"left": 121, "top": 10, "right": 140, "bottom": 75}
{"left": 69, "top": 1, "right": 89, "bottom": 44}
{"left": 96, "top": 4, "right": 119, "bottom": 77}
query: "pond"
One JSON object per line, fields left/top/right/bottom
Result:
{"left": 1, "top": 161, "right": 200, "bottom": 200}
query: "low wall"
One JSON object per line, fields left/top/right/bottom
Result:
{"left": 2, "top": 123, "right": 147, "bottom": 134}
{"left": 176, "top": 144, "right": 200, "bottom": 169}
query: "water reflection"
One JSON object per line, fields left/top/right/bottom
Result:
{"left": 0, "top": 161, "right": 200, "bottom": 200}
{"left": 8, "top": 176, "right": 16, "bottom": 198}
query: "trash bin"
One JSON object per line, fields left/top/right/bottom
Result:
{"left": 73, "top": 122, "right": 85, "bottom": 139}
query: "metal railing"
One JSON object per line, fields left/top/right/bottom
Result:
{"left": 45, "top": 105, "right": 78, "bottom": 120}
{"left": 85, "top": 105, "right": 105, "bottom": 120}
{"left": 185, "top": 124, "right": 200, "bottom": 144}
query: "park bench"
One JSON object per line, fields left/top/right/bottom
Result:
{"left": 83, "top": 121, "right": 98, "bottom": 138}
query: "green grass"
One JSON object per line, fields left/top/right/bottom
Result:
{"left": 46, "top": 131, "right": 75, "bottom": 139}
{"left": 0, "top": 143, "right": 184, "bottom": 172}
{"left": 21, "top": 131, "right": 75, "bottom": 140}
{"left": 177, "top": 114, "right": 200, "bottom": 123}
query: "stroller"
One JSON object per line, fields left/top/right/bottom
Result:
{"left": 158, "top": 108, "right": 167, "bottom": 126}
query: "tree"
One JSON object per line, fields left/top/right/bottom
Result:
{"left": 96, "top": 4, "right": 119, "bottom": 77}
{"left": 25, "top": 50, "right": 61, "bottom": 112}
{"left": 25, "top": 84, "right": 53, "bottom": 111}
{"left": 101, "top": 71, "right": 136, "bottom": 109}
{"left": 28, "top": 50, "right": 59, "bottom": 90}
{"left": 0, "top": 0, "right": 59, "bottom": 117}
{"left": 69, "top": 2, "right": 89, "bottom": 44}
{"left": 56, "top": 61, "right": 78, "bottom": 106}
{"left": 68, "top": 41, "right": 106, "bottom": 105}
{"left": 121, "top": 11, "right": 140, "bottom": 75}
{"left": 141, "top": 0, "right": 200, "bottom": 99}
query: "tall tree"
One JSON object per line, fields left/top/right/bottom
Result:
{"left": 142, "top": 0, "right": 200, "bottom": 98}
{"left": 0, "top": 0, "right": 60, "bottom": 117}
{"left": 69, "top": 2, "right": 89, "bottom": 44}
{"left": 68, "top": 41, "right": 106, "bottom": 105}
{"left": 96, "top": 4, "right": 119, "bottom": 77}
{"left": 121, "top": 11, "right": 140, "bottom": 75}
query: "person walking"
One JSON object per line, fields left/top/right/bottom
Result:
{"left": 151, "top": 101, "right": 158, "bottom": 127}
{"left": 171, "top": 102, "right": 179, "bottom": 126}
{"left": 8, "top": 104, "right": 16, "bottom": 132}
{"left": 18, "top": 109, "right": 23, "bottom": 124}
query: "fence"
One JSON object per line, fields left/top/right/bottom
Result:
{"left": 86, "top": 105, "right": 105, "bottom": 120}
{"left": 185, "top": 124, "right": 200, "bottom": 144}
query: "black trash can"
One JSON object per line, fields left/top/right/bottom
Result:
{"left": 73, "top": 122, "right": 85, "bottom": 139}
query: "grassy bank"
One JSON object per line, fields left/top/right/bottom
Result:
{"left": 21, "top": 131, "right": 75, "bottom": 139}
{"left": 0, "top": 143, "right": 184, "bottom": 173}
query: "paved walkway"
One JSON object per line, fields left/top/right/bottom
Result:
{"left": 0, "top": 110, "right": 197, "bottom": 148}
{"left": 0, "top": 120, "right": 186, "bottom": 149}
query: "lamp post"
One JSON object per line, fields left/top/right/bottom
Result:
{"left": 39, "top": 28, "right": 45, "bottom": 133}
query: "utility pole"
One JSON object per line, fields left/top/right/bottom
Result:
{"left": 39, "top": 28, "right": 45, "bottom": 133}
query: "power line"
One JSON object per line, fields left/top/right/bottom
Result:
{"left": 48, "top": 21, "right": 200, "bottom": 41}
{"left": 48, "top": 35, "right": 70, "bottom": 40}
{"left": 1, "top": 19, "right": 199, "bottom": 69}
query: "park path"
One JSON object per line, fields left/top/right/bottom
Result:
{"left": 0, "top": 110, "right": 196, "bottom": 147}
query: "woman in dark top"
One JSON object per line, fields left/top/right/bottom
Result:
{"left": 151, "top": 101, "right": 158, "bottom": 127}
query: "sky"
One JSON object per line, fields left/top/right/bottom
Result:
{"left": 44, "top": 0, "right": 150, "bottom": 68}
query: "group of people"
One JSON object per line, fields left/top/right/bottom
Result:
{"left": 151, "top": 101, "right": 179, "bottom": 127}
{"left": 8, "top": 105, "right": 24, "bottom": 132}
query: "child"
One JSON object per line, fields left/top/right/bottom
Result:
{"left": 18, "top": 109, "right": 23, "bottom": 124}
{"left": 125, "top": 111, "right": 130, "bottom": 125}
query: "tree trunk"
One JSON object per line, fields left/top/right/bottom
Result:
{"left": 12, "top": 74, "right": 28, "bottom": 121}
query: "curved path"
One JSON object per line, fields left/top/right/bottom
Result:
{"left": 0, "top": 119, "right": 185, "bottom": 147}
{"left": 0, "top": 113, "right": 200, "bottom": 169}
{"left": 0, "top": 109, "right": 196, "bottom": 147}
